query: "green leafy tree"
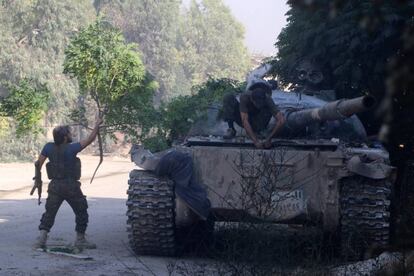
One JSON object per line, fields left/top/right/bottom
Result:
{"left": 0, "top": 79, "right": 50, "bottom": 137}
{"left": 0, "top": 78, "right": 50, "bottom": 162}
{"left": 273, "top": 0, "right": 413, "bottom": 100}
{"left": 179, "top": 0, "right": 250, "bottom": 89}
{"left": 0, "top": 0, "right": 95, "bottom": 122}
{"left": 94, "top": 0, "right": 251, "bottom": 100}
{"left": 94, "top": 0, "right": 183, "bottom": 100}
{"left": 0, "top": 117, "right": 8, "bottom": 138}
{"left": 0, "top": 0, "right": 95, "bottom": 161}
{"left": 144, "top": 78, "right": 243, "bottom": 151}
{"left": 63, "top": 19, "right": 157, "bottom": 141}
{"left": 63, "top": 19, "right": 159, "bottom": 180}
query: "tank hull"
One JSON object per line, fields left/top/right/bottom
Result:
{"left": 176, "top": 140, "right": 392, "bottom": 232}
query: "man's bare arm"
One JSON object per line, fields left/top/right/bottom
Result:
{"left": 265, "top": 112, "right": 285, "bottom": 142}
{"left": 241, "top": 112, "right": 263, "bottom": 149}
{"left": 80, "top": 118, "right": 103, "bottom": 150}
{"left": 35, "top": 154, "right": 47, "bottom": 169}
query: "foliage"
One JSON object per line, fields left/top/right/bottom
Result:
{"left": 142, "top": 78, "right": 243, "bottom": 151}
{"left": 0, "top": 0, "right": 95, "bottom": 124}
{"left": 64, "top": 20, "right": 146, "bottom": 105}
{"left": 0, "top": 79, "right": 50, "bottom": 137}
{"left": 178, "top": 0, "right": 250, "bottom": 91}
{"left": 0, "top": 0, "right": 95, "bottom": 161}
{"left": 96, "top": 0, "right": 183, "bottom": 100}
{"left": 272, "top": 0, "right": 414, "bottom": 100}
{"left": 0, "top": 132, "right": 45, "bottom": 162}
{"left": 64, "top": 19, "right": 158, "bottom": 145}
{"left": 0, "top": 0, "right": 252, "bottom": 159}
{"left": 103, "top": 74, "right": 159, "bottom": 142}
{"left": 162, "top": 78, "right": 244, "bottom": 140}
{"left": 94, "top": 0, "right": 251, "bottom": 100}
{"left": 0, "top": 117, "right": 10, "bottom": 138}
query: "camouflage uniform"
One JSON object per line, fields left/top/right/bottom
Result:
{"left": 39, "top": 179, "right": 88, "bottom": 233}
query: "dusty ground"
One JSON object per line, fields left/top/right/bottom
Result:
{"left": 0, "top": 155, "right": 188, "bottom": 276}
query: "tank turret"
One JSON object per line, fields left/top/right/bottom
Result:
{"left": 187, "top": 92, "right": 374, "bottom": 142}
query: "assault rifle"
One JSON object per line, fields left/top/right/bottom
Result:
{"left": 30, "top": 161, "right": 42, "bottom": 205}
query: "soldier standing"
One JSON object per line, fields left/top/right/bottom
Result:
{"left": 222, "top": 82, "right": 285, "bottom": 149}
{"left": 33, "top": 117, "right": 103, "bottom": 250}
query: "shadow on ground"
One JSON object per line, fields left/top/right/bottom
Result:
{"left": 0, "top": 197, "right": 170, "bottom": 276}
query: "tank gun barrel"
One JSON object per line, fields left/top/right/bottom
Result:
{"left": 285, "top": 95, "right": 376, "bottom": 129}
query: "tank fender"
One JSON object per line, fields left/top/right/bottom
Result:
{"left": 347, "top": 155, "right": 395, "bottom": 179}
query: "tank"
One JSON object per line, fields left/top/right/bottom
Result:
{"left": 126, "top": 66, "right": 395, "bottom": 259}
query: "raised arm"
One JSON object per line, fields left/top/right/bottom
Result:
{"left": 241, "top": 112, "right": 263, "bottom": 149}
{"left": 80, "top": 117, "right": 103, "bottom": 150}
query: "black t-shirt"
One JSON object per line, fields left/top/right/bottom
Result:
{"left": 239, "top": 90, "right": 279, "bottom": 115}
{"left": 41, "top": 142, "right": 82, "bottom": 171}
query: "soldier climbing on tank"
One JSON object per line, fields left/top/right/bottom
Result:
{"left": 222, "top": 81, "right": 285, "bottom": 149}
{"left": 33, "top": 116, "right": 103, "bottom": 250}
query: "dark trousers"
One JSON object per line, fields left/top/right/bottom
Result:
{"left": 39, "top": 179, "right": 88, "bottom": 233}
{"left": 222, "top": 93, "right": 273, "bottom": 133}
{"left": 155, "top": 151, "right": 211, "bottom": 219}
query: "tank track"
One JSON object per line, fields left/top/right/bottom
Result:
{"left": 340, "top": 176, "right": 391, "bottom": 259}
{"left": 126, "top": 170, "right": 176, "bottom": 256}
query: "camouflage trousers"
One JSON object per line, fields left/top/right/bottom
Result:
{"left": 222, "top": 93, "right": 272, "bottom": 133}
{"left": 39, "top": 179, "right": 88, "bottom": 233}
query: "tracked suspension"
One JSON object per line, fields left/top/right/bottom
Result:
{"left": 340, "top": 176, "right": 391, "bottom": 258}
{"left": 126, "top": 170, "right": 176, "bottom": 256}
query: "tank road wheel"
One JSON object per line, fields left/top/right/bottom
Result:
{"left": 339, "top": 176, "right": 391, "bottom": 260}
{"left": 126, "top": 170, "right": 176, "bottom": 256}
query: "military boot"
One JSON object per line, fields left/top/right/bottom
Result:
{"left": 74, "top": 232, "right": 97, "bottom": 250}
{"left": 33, "top": 230, "right": 48, "bottom": 249}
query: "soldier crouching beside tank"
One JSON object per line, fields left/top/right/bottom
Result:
{"left": 33, "top": 116, "right": 103, "bottom": 250}
{"left": 222, "top": 81, "right": 285, "bottom": 149}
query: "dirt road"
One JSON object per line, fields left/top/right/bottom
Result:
{"left": 0, "top": 155, "right": 178, "bottom": 276}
